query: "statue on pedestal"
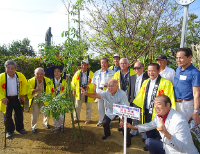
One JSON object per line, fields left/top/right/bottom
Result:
{"left": 45, "top": 27, "right": 53, "bottom": 46}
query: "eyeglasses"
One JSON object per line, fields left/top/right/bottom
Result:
{"left": 134, "top": 66, "right": 142, "bottom": 70}
{"left": 120, "top": 63, "right": 127, "bottom": 65}
{"left": 107, "top": 85, "right": 116, "bottom": 88}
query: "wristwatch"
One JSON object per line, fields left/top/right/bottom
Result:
{"left": 135, "top": 125, "right": 138, "bottom": 129}
{"left": 194, "top": 110, "right": 200, "bottom": 114}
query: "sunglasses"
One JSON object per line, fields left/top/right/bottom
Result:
{"left": 134, "top": 66, "right": 142, "bottom": 70}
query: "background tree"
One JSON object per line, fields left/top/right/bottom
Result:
{"left": 8, "top": 38, "right": 36, "bottom": 57}
{"left": 0, "top": 38, "right": 36, "bottom": 57}
{"left": 82, "top": 0, "right": 184, "bottom": 66}
{"left": 0, "top": 45, "right": 9, "bottom": 56}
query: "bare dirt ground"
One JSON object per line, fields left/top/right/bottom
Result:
{"left": 0, "top": 100, "right": 148, "bottom": 154}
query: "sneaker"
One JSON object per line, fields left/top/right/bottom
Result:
{"left": 32, "top": 129, "right": 37, "bottom": 133}
{"left": 96, "top": 122, "right": 102, "bottom": 127}
{"left": 18, "top": 129, "right": 27, "bottom": 134}
{"left": 126, "top": 141, "right": 131, "bottom": 148}
{"left": 118, "top": 126, "right": 123, "bottom": 132}
{"left": 6, "top": 132, "right": 13, "bottom": 138}
{"left": 72, "top": 120, "right": 77, "bottom": 124}
{"left": 60, "top": 125, "right": 65, "bottom": 131}
{"left": 54, "top": 127, "right": 61, "bottom": 133}
{"left": 43, "top": 124, "right": 50, "bottom": 129}
{"left": 85, "top": 120, "right": 90, "bottom": 124}
{"left": 143, "top": 146, "right": 148, "bottom": 151}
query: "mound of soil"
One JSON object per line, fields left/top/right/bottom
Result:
{"left": 0, "top": 100, "right": 148, "bottom": 154}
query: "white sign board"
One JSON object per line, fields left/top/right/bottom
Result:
{"left": 113, "top": 104, "right": 140, "bottom": 120}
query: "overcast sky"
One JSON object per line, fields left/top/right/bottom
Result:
{"left": 0, "top": 0, "right": 200, "bottom": 55}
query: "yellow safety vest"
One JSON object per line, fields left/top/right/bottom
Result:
{"left": 109, "top": 66, "right": 114, "bottom": 70}
{"left": 71, "top": 69, "right": 94, "bottom": 102}
{"left": 27, "top": 76, "right": 52, "bottom": 106}
{"left": 133, "top": 77, "right": 176, "bottom": 123}
{"left": 0, "top": 72, "right": 27, "bottom": 113}
{"left": 112, "top": 68, "right": 136, "bottom": 89}
{"left": 50, "top": 78, "right": 67, "bottom": 95}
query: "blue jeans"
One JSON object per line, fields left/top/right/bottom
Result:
{"left": 145, "top": 138, "right": 165, "bottom": 154}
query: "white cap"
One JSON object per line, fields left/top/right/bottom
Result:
{"left": 113, "top": 54, "right": 120, "bottom": 58}
{"left": 81, "top": 59, "right": 89, "bottom": 64}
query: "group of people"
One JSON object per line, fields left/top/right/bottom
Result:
{"left": 0, "top": 63, "right": 67, "bottom": 137}
{"left": 0, "top": 47, "right": 200, "bottom": 153}
{"left": 78, "top": 48, "right": 200, "bottom": 153}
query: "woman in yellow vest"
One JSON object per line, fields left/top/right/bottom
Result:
{"left": 45, "top": 66, "right": 67, "bottom": 133}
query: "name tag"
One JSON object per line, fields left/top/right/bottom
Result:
{"left": 179, "top": 75, "right": 187, "bottom": 80}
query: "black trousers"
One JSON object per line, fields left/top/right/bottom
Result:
{"left": 3, "top": 97, "right": 24, "bottom": 133}
{"left": 102, "top": 114, "right": 132, "bottom": 142}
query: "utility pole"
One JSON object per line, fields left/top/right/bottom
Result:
{"left": 180, "top": 5, "right": 189, "bottom": 48}
{"left": 61, "top": 0, "right": 71, "bottom": 36}
{"left": 68, "top": 2, "right": 70, "bottom": 35}
{"left": 176, "top": 0, "right": 196, "bottom": 48}
{"left": 78, "top": 8, "right": 81, "bottom": 38}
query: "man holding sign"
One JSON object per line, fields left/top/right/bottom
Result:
{"left": 80, "top": 79, "right": 132, "bottom": 147}
{"left": 121, "top": 95, "right": 198, "bottom": 154}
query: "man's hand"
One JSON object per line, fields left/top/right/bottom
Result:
{"left": 2, "top": 98, "right": 9, "bottom": 105}
{"left": 192, "top": 86, "right": 200, "bottom": 126}
{"left": 189, "top": 112, "right": 200, "bottom": 126}
{"left": 104, "top": 83, "right": 108, "bottom": 87}
{"left": 80, "top": 87, "right": 87, "bottom": 95}
{"left": 120, "top": 121, "right": 124, "bottom": 129}
{"left": 20, "top": 95, "right": 25, "bottom": 103}
{"left": 32, "top": 82, "right": 42, "bottom": 94}
{"left": 35, "top": 82, "right": 42, "bottom": 92}
{"left": 85, "top": 85, "right": 89, "bottom": 90}
{"left": 73, "top": 90, "right": 76, "bottom": 96}
{"left": 126, "top": 122, "right": 137, "bottom": 130}
{"left": 157, "top": 117, "right": 171, "bottom": 140}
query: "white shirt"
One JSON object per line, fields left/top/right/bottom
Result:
{"left": 92, "top": 68, "right": 114, "bottom": 93}
{"left": 7, "top": 73, "right": 18, "bottom": 96}
{"left": 159, "top": 66, "right": 175, "bottom": 85}
{"left": 134, "top": 73, "right": 144, "bottom": 97}
{"left": 146, "top": 77, "right": 158, "bottom": 109}
{"left": 99, "top": 89, "right": 129, "bottom": 120}
{"left": 81, "top": 71, "right": 87, "bottom": 86}
{"left": 99, "top": 72, "right": 106, "bottom": 87}
{"left": 54, "top": 77, "right": 61, "bottom": 87}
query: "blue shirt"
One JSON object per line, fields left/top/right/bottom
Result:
{"left": 99, "top": 89, "right": 129, "bottom": 120}
{"left": 113, "top": 65, "right": 121, "bottom": 72}
{"left": 174, "top": 64, "right": 200, "bottom": 99}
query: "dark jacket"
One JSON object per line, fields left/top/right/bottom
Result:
{"left": 128, "top": 73, "right": 149, "bottom": 106}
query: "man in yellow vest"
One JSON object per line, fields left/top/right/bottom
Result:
{"left": 109, "top": 54, "right": 121, "bottom": 72}
{"left": 133, "top": 63, "right": 176, "bottom": 151}
{"left": 112, "top": 58, "right": 136, "bottom": 131}
{"left": 71, "top": 59, "right": 94, "bottom": 124}
{"left": 27, "top": 67, "right": 52, "bottom": 133}
{"left": 112, "top": 58, "right": 136, "bottom": 92}
{"left": 0, "top": 60, "right": 27, "bottom": 138}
